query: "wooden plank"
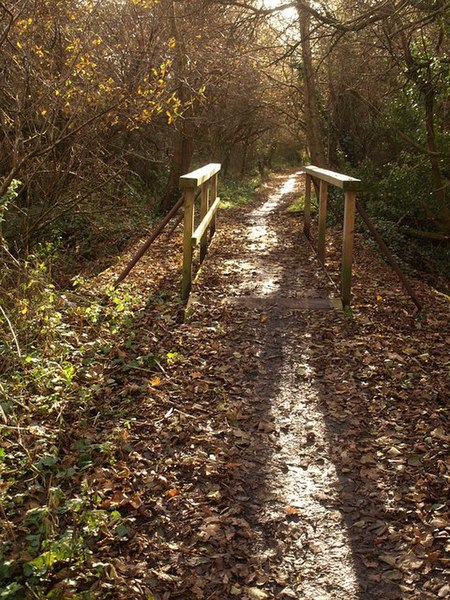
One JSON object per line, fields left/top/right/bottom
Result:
{"left": 181, "top": 188, "right": 195, "bottom": 301}
{"left": 341, "top": 190, "right": 356, "bottom": 307}
{"left": 356, "top": 200, "right": 422, "bottom": 310}
{"left": 303, "top": 165, "right": 361, "bottom": 191}
{"left": 180, "top": 163, "right": 221, "bottom": 189}
{"left": 199, "top": 181, "right": 209, "bottom": 263}
{"left": 225, "top": 296, "right": 338, "bottom": 311}
{"left": 192, "top": 198, "right": 220, "bottom": 246}
{"left": 317, "top": 180, "right": 328, "bottom": 264}
{"left": 114, "top": 194, "right": 184, "bottom": 286}
{"left": 210, "top": 172, "right": 218, "bottom": 237}
{"left": 304, "top": 173, "right": 312, "bottom": 239}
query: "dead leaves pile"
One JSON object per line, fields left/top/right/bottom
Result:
{"left": 1, "top": 171, "right": 448, "bottom": 599}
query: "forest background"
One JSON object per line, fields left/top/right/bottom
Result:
{"left": 1, "top": 0, "right": 449, "bottom": 289}
{"left": 0, "top": 1, "right": 449, "bottom": 596}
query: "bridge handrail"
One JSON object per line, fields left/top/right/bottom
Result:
{"left": 302, "top": 165, "right": 362, "bottom": 191}
{"left": 180, "top": 163, "right": 221, "bottom": 189}
{"left": 302, "top": 164, "right": 361, "bottom": 307}
{"left": 181, "top": 163, "right": 221, "bottom": 301}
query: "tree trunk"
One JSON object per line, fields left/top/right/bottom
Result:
{"left": 398, "top": 23, "right": 450, "bottom": 234}
{"left": 423, "top": 87, "right": 450, "bottom": 234}
{"left": 162, "top": 123, "right": 194, "bottom": 211}
{"left": 296, "top": 1, "right": 327, "bottom": 167}
{"left": 161, "top": 0, "right": 194, "bottom": 211}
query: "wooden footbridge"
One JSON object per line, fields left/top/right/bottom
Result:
{"left": 115, "top": 163, "right": 421, "bottom": 311}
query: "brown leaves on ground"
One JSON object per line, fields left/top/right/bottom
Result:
{"left": 1, "top": 171, "right": 448, "bottom": 599}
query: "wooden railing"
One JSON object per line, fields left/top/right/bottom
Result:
{"left": 180, "top": 163, "right": 221, "bottom": 301}
{"left": 303, "top": 165, "right": 362, "bottom": 308}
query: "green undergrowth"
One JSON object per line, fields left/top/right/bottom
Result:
{"left": 218, "top": 173, "right": 263, "bottom": 209}
{"left": 0, "top": 246, "right": 179, "bottom": 598}
{"left": 287, "top": 193, "right": 318, "bottom": 214}
{"left": 5, "top": 175, "right": 163, "bottom": 288}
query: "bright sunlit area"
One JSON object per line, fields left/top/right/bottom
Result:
{"left": 263, "top": 0, "right": 298, "bottom": 22}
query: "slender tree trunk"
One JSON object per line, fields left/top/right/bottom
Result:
{"left": 296, "top": 1, "right": 327, "bottom": 167}
{"left": 398, "top": 24, "right": 450, "bottom": 233}
{"left": 162, "top": 123, "right": 194, "bottom": 211}
{"left": 423, "top": 87, "right": 450, "bottom": 233}
{"left": 240, "top": 141, "right": 249, "bottom": 177}
{"left": 161, "top": 1, "right": 194, "bottom": 211}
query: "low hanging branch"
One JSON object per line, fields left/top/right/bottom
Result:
{"left": 114, "top": 194, "right": 185, "bottom": 287}
{"left": 402, "top": 227, "right": 450, "bottom": 243}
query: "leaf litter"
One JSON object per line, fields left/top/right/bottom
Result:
{"left": 1, "top": 170, "right": 448, "bottom": 599}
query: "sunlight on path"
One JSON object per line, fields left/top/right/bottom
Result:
{"left": 265, "top": 344, "right": 361, "bottom": 598}
{"left": 245, "top": 172, "right": 361, "bottom": 598}
{"left": 244, "top": 172, "right": 302, "bottom": 295}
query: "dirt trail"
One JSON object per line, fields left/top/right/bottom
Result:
{"left": 191, "top": 171, "right": 397, "bottom": 599}
{"left": 87, "top": 169, "right": 447, "bottom": 600}
{"left": 3, "top": 171, "right": 448, "bottom": 599}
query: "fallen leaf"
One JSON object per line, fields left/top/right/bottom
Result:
{"left": 245, "top": 587, "right": 269, "bottom": 599}
{"left": 150, "top": 375, "right": 161, "bottom": 387}
{"left": 296, "top": 366, "right": 307, "bottom": 377}
{"left": 360, "top": 453, "right": 376, "bottom": 464}
{"left": 387, "top": 446, "right": 402, "bottom": 457}
{"left": 379, "top": 554, "right": 397, "bottom": 567}
{"left": 407, "top": 454, "right": 422, "bottom": 467}
{"left": 399, "top": 552, "right": 423, "bottom": 570}
{"left": 284, "top": 506, "right": 299, "bottom": 516}
{"left": 383, "top": 569, "right": 403, "bottom": 581}
{"left": 258, "top": 420, "right": 275, "bottom": 433}
{"left": 278, "top": 588, "right": 297, "bottom": 599}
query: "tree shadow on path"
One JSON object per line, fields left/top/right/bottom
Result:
{"left": 192, "top": 171, "right": 403, "bottom": 599}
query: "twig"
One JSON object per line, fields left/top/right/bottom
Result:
{"left": 0, "top": 302, "right": 22, "bottom": 357}
{"left": 155, "top": 359, "right": 168, "bottom": 376}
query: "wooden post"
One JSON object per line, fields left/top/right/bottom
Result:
{"left": 304, "top": 174, "right": 311, "bottom": 239}
{"left": 341, "top": 190, "right": 356, "bottom": 307}
{"left": 200, "top": 181, "right": 209, "bottom": 263}
{"left": 210, "top": 173, "right": 218, "bottom": 237}
{"left": 182, "top": 187, "right": 195, "bottom": 301}
{"left": 317, "top": 180, "right": 328, "bottom": 264}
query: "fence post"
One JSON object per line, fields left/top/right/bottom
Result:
{"left": 304, "top": 174, "right": 311, "bottom": 239}
{"left": 342, "top": 190, "right": 356, "bottom": 307}
{"left": 182, "top": 187, "right": 195, "bottom": 301}
{"left": 200, "top": 181, "right": 209, "bottom": 263}
{"left": 210, "top": 173, "right": 218, "bottom": 237}
{"left": 317, "top": 180, "right": 328, "bottom": 264}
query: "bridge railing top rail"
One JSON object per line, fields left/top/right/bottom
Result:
{"left": 180, "top": 163, "right": 221, "bottom": 301}
{"left": 180, "top": 163, "right": 221, "bottom": 189}
{"left": 302, "top": 165, "right": 362, "bottom": 192}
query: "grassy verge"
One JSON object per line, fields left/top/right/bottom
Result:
{"left": 218, "top": 173, "right": 263, "bottom": 209}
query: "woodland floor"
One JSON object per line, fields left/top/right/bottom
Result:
{"left": 2, "top": 171, "right": 449, "bottom": 599}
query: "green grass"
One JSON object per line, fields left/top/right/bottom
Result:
{"left": 218, "top": 173, "right": 263, "bottom": 209}
{"left": 287, "top": 194, "right": 318, "bottom": 214}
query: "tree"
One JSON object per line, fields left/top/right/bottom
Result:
{"left": 0, "top": 0, "right": 181, "bottom": 247}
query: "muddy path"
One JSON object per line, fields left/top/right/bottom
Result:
{"left": 83, "top": 169, "right": 447, "bottom": 600}
{"left": 189, "top": 171, "right": 395, "bottom": 599}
